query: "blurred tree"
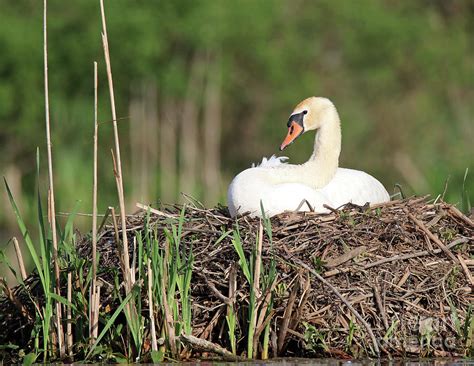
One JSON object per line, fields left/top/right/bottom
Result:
{"left": 0, "top": 0, "right": 472, "bottom": 244}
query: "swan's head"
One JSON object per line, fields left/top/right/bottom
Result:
{"left": 280, "top": 97, "right": 335, "bottom": 151}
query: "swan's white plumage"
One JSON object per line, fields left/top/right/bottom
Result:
{"left": 227, "top": 166, "right": 389, "bottom": 217}
{"left": 227, "top": 97, "right": 390, "bottom": 218}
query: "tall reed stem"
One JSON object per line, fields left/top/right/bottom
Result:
{"left": 99, "top": 0, "right": 132, "bottom": 293}
{"left": 43, "top": 0, "right": 64, "bottom": 357}
{"left": 89, "top": 61, "right": 99, "bottom": 343}
{"left": 147, "top": 259, "right": 158, "bottom": 351}
{"left": 66, "top": 272, "right": 73, "bottom": 356}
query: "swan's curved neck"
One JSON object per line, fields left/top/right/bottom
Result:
{"left": 305, "top": 105, "right": 341, "bottom": 186}
{"left": 265, "top": 104, "right": 341, "bottom": 189}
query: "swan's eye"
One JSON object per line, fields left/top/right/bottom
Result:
{"left": 303, "top": 110, "right": 308, "bottom": 115}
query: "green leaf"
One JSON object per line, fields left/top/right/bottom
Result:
{"left": 231, "top": 225, "right": 251, "bottom": 283}
{"left": 22, "top": 352, "right": 37, "bottom": 366}
{"left": 4, "top": 178, "right": 46, "bottom": 291}
{"left": 151, "top": 350, "right": 164, "bottom": 363}
{"left": 86, "top": 283, "right": 139, "bottom": 360}
{"left": 48, "top": 292, "right": 78, "bottom": 312}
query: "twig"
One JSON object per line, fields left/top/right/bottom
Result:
{"left": 396, "top": 266, "right": 411, "bottom": 288}
{"left": 446, "top": 204, "right": 473, "bottom": 228}
{"left": 180, "top": 334, "right": 244, "bottom": 360}
{"left": 293, "top": 258, "right": 380, "bottom": 356}
{"left": 457, "top": 254, "right": 474, "bottom": 286}
{"left": 323, "top": 267, "right": 352, "bottom": 278}
{"left": 325, "top": 246, "right": 367, "bottom": 268}
{"left": 203, "top": 277, "right": 231, "bottom": 305}
{"left": 405, "top": 209, "right": 458, "bottom": 263}
{"left": 277, "top": 274, "right": 299, "bottom": 353}
{"left": 255, "top": 276, "right": 279, "bottom": 333}
{"left": 290, "top": 272, "right": 311, "bottom": 330}
{"left": 12, "top": 237, "right": 27, "bottom": 280}
{"left": 364, "top": 237, "right": 469, "bottom": 269}
{"left": 136, "top": 203, "right": 177, "bottom": 218}
{"left": 373, "top": 283, "right": 389, "bottom": 330}
{"left": 43, "top": 0, "right": 64, "bottom": 357}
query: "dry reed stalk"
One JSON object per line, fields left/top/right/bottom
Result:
{"left": 89, "top": 284, "right": 98, "bottom": 345}
{"left": 136, "top": 203, "right": 177, "bottom": 219}
{"left": 147, "top": 259, "right": 158, "bottom": 352}
{"left": 109, "top": 207, "right": 121, "bottom": 258}
{"left": 131, "top": 237, "right": 136, "bottom": 284}
{"left": 88, "top": 280, "right": 93, "bottom": 340}
{"left": 277, "top": 276, "right": 299, "bottom": 354}
{"left": 92, "top": 284, "right": 101, "bottom": 340}
{"left": 99, "top": 0, "right": 132, "bottom": 293}
{"left": 161, "top": 239, "right": 176, "bottom": 355}
{"left": 67, "top": 272, "right": 73, "bottom": 356}
{"left": 110, "top": 150, "right": 134, "bottom": 303}
{"left": 89, "top": 60, "right": 99, "bottom": 342}
{"left": 249, "top": 221, "right": 263, "bottom": 357}
{"left": 109, "top": 204, "right": 132, "bottom": 323}
{"left": 255, "top": 278, "right": 278, "bottom": 333}
{"left": 43, "top": 0, "right": 64, "bottom": 357}
{"left": 12, "top": 237, "right": 27, "bottom": 281}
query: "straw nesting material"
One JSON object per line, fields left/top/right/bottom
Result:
{"left": 0, "top": 196, "right": 472, "bottom": 359}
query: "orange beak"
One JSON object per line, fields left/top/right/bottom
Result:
{"left": 280, "top": 121, "right": 304, "bottom": 151}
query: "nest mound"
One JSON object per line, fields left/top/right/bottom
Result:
{"left": 1, "top": 197, "right": 473, "bottom": 360}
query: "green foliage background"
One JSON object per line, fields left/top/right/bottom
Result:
{"left": 0, "top": 0, "right": 472, "bottom": 243}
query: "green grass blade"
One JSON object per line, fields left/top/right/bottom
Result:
{"left": 4, "top": 178, "right": 46, "bottom": 290}
{"left": 0, "top": 246, "right": 24, "bottom": 284}
{"left": 61, "top": 200, "right": 81, "bottom": 246}
{"left": 215, "top": 229, "right": 233, "bottom": 246}
{"left": 231, "top": 224, "right": 251, "bottom": 283}
{"left": 86, "top": 284, "right": 138, "bottom": 360}
{"left": 48, "top": 292, "right": 78, "bottom": 312}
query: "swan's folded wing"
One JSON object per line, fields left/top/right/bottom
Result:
{"left": 320, "top": 168, "right": 390, "bottom": 208}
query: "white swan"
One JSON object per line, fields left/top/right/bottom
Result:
{"left": 227, "top": 97, "right": 390, "bottom": 217}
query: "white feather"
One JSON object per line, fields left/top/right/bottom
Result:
{"left": 252, "top": 155, "right": 289, "bottom": 168}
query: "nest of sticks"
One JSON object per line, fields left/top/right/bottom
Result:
{"left": 1, "top": 196, "right": 473, "bottom": 360}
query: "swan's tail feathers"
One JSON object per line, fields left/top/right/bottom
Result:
{"left": 252, "top": 155, "right": 289, "bottom": 168}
